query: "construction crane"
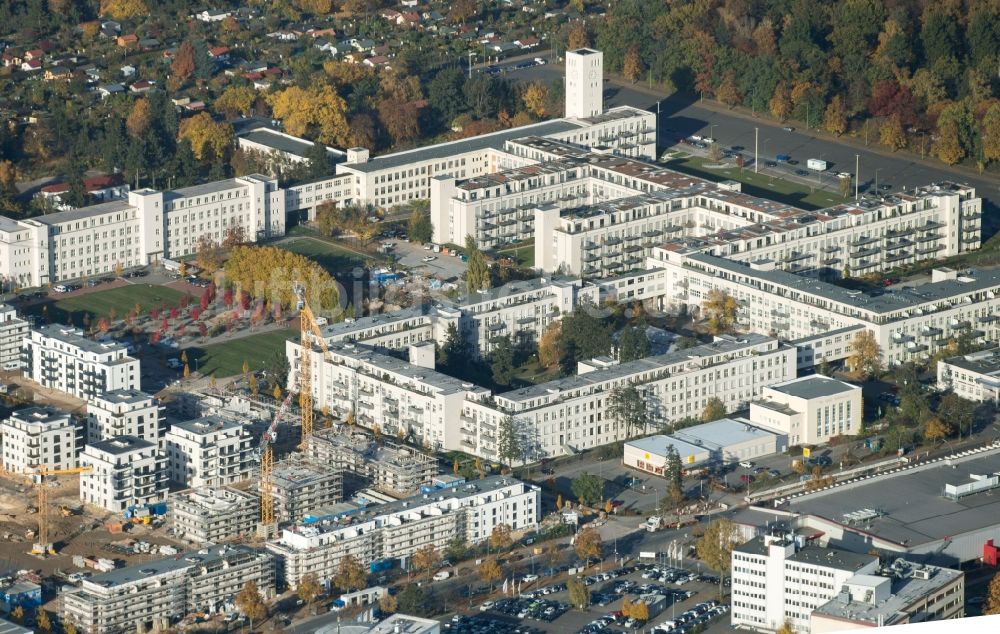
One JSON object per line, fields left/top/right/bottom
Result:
{"left": 27, "top": 465, "right": 93, "bottom": 555}
{"left": 258, "top": 287, "right": 333, "bottom": 531}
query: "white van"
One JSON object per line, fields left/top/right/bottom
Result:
{"left": 432, "top": 570, "right": 450, "bottom": 581}
{"left": 53, "top": 284, "right": 69, "bottom": 293}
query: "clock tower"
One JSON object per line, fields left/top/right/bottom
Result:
{"left": 565, "top": 48, "right": 604, "bottom": 119}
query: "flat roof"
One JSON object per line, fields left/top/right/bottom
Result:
{"left": 626, "top": 434, "right": 707, "bottom": 461}
{"left": 9, "top": 406, "right": 70, "bottom": 425}
{"left": 766, "top": 375, "right": 859, "bottom": 400}
{"left": 30, "top": 199, "right": 133, "bottom": 226}
{"left": 941, "top": 347, "right": 1000, "bottom": 377}
{"left": 34, "top": 325, "right": 131, "bottom": 357}
{"left": 789, "top": 452, "right": 1000, "bottom": 548}
{"left": 241, "top": 128, "right": 343, "bottom": 160}
{"left": 83, "top": 544, "right": 258, "bottom": 588}
{"left": 787, "top": 545, "right": 877, "bottom": 570}
{"left": 169, "top": 415, "right": 242, "bottom": 436}
{"left": 87, "top": 435, "right": 154, "bottom": 455}
{"left": 338, "top": 119, "right": 581, "bottom": 174}
{"left": 672, "top": 417, "right": 780, "bottom": 448}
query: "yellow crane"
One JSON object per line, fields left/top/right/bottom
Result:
{"left": 258, "top": 295, "right": 332, "bottom": 531}
{"left": 27, "top": 465, "right": 93, "bottom": 555}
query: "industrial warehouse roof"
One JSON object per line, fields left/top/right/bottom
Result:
{"left": 626, "top": 435, "right": 706, "bottom": 461}
{"left": 788, "top": 452, "right": 1000, "bottom": 551}
{"left": 671, "top": 417, "right": 781, "bottom": 448}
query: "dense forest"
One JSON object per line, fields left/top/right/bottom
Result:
{"left": 586, "top": 0, "right": 1000, "bottom": 166}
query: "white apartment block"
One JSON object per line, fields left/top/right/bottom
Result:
{"left": 0, "top": 174, "right": 283, "bottom": 286}
{"left": 0, "top": 406, "right": 80, "bottom": 473}
{"left": 0, "top": 304, "right": 27, "bottom": 370}
{"left": 565, "top": 48, "right": 603, "bottom": 119}
{"left": 433, "top": 137, "right": 978, "bottom": 277}
{"left": 307, "top": 430, "right": 439, "bottom": 497}
{"left": 624, "top": 252, "right": 1000, "bottom": 368}
{"left": 266, "top": 476, "right": 539, "bottom": 589}
{"left": 79, "top": 435, "right": 167, "bottom": 513}
{"left": 750, "top": 376, "right": 862, "bottom": 446}
{"left": 63, "top": 544, "right": 274, "bottom": 634}
{"left": 937, "top": 347, "right": 1000, "bottom": 403}
{"left": 731, "top": 529, "right": 879, "bottom": 633}
{"left": 22, "top": 325, "right": 139, "bottom": 403}
{"left": 86, "top": 388, "right": 164, "bottom": 446}
{"left": 460, "top": 334, "right": 795, "bottom": 460}
{"left": 169, "top": 487, "right": 260, "bottom": 545}
{"left": 270, "top": 461, "right": 344, "bottom": 523}
{"left": 164, "top": 416, "right": 253, "bottom": 487}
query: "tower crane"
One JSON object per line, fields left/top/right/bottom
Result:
{"left": 27, "top": 465, "right": 93, "bottom": 555}
{"left": 258, "top": 287, "right": 333, "bottom": 531}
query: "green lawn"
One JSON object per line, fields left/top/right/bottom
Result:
{"left": 664, "top": 155, "right": 851, "bottom": 210}
{"left": 495, "top": 240, "right": 535, "bottom": 268}
{"left": 26, "top": 284, "right": 186, "bottom": 325}
{"left": 512, "top": 358, "right": 563, "bottom": 386}
{"left": 279, "top": 237, "right": 380, "bottom": 276}
{"left": 186, "top": 328, "right": 296, "bottom": 377}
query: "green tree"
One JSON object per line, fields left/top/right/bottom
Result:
{"left": 937, "top": 393, "right": 975, "bottom": 438}
{"left": 702, "top": 397, "right": 727, "bottom": 422}
{"left": 567, "top": 577, "right": 590, "bottom": 609}
{"left": 560, "top": 303, "right": 613, "bottom": 369}
{"left": 491, "top": 335, "right": 515, "bottom": 387}
{"left": 497, "top": 414, "right": 521, "bottom": 466}
{"left": 696, "top": 518, "right": 741, "bottom": 597}
{"left": 407, "top": 205, "right": 433, "bottom": 243}
{"left": 664, "top": 444, "right": 682, "bottom": 493}
{"left": 607, "top": 384, "right": 649, "bottom": 437}
{"left": 396, "top": 584, "right": 431, "bottom": 616}
{"left": 465, "top": 234, "right": 491, "bottom": 293}
{"left": 981, "top": 103, "right": 1000, "bottom": 165}
{"left": 571, "top": 472, "right": 604, "bottom": 506}
{"left": 618, "top": 326, "right": 650, "bottom": 362}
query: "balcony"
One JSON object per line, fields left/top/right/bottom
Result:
{"left": 916, "top": 232, "right": 941, "bottom": 243}
{"left": 885, "top": 239, "right": 913, "bottom": 250}
{"left": 851, "top": 235, "right": 879, "bottom": 247}
{"left": 885, "top": 251, "right": 911, "bottom": 263}
{"left": 781, "top": 251, "right": 811, "bottom": 263}
{"left": 885, "top": 228, "right": 910, "bottom": 239}
{"left": 851, "top": 247, "right": 880, "bottom": 259}
{"left": 892, "top": 333, "right": 914, "bottom": 344}
{"left": 949, "top": 320, "right": 971, "bottom": 330}
{"left": 978, "top": 315, "right": 997, "bottom": 324}
{"left": 821, "top": 245, "right": 840, "bottom": 253}
{"left": 920, "top": 327, "right": 942, "bottom": 337}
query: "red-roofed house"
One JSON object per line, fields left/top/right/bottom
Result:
{"left": 37, "top": 174, "right": 129, "bottom": 210}
{"left": 116, "top": 34, "right": 138, "bottom": 48}
{"left": 208, "top": 46, "right": 230, "bottom": 59}
{"left": 515, "top": 36, "right": 540, "bottom": 49}
{"left": 24, "top": 49, "right": 45, "bottom": 61}
{"left": 129, "top": 79, "right": 154, "bottom": 93}
{"left": 21, "top": 60, "right": 42, "bottom": 72}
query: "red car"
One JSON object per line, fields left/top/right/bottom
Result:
{"left": 740, "top": 474, "right": 755, "bottom": 483}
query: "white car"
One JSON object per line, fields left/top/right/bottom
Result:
{"left": 479, "top": 601, "right": 495, "bottom": 612}
{"left": 53, "top": 284, "right": 69, "bottom": 293}
{"left": 521, "top": 574, "right": 539, "bottom": 583}
{"left": 432, "top": 570, "right": 450, "bottom": 581}
{"left": 739, "top": 460, "right": 755, "bottom": 469}
{"left": 534, "top": 57, "right": 546, "bottom": 65}
{"left": 421, "top": 256, "right": 436, "bottom": 262}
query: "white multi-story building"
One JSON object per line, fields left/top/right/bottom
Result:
{"left": 0, "top": 175, "right": 283, "bottom": 286}
{"left": 731, "top": 529, "right": 879, "bottom": 633}
{"left": 0, "top": 406, "right": 80, "bottom": 473}
{"left": 731, "top": 528, "right": 963, "bottom": 633}
{"left": 565, "top": 48, "right": 603, "bottom": 119}
{"left": 63, "top": 544, "right": 274, "bottom": 634}
{"left": 461, "top": 334, "right": 795, "bottom": 460}
{"left": 937, "top": 347, "right": 1000, "bottom": 403}
{"left": 750, "top": 376, "right": 862, "bottom": 446}
{"left": 164, "top": 416, "right": 253, "bottom": 487}
{"left": 86, "top": 389, "right": 164, "bottom": 446}
{"left": 266, "top": 476, "right": 539, "bottom": 589}
{"left": 79, "top": 436, "right": 167, "bottom": 512}
{"left": 22, "top": 325, "right": 139, "bottom": 403}
{"left": 0, "top": 304, "right": 27, "bottom": 370}
{"left": 307, "top": 431, "right": 439, "bottom": 498}
{"left": 169, "top": 487, "right": 260, "bottom": 545}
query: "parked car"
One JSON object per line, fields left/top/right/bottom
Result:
{"left": 422, "top": 256, "right": 436, "bottom": 262}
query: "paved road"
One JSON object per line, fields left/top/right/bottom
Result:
{"left": 506, "top": 64, "right": 1000, "bottom": 223}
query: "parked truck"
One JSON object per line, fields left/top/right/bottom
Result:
{"left": 807, "top": 158, "right": 828, "bottom": 171}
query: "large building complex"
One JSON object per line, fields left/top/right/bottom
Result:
{"left": 22, "top": 325, "right": 139, "bottom": 403}
{"left": 169, "top": 487, "right": 260, "bottom": 545}
{"left": 731, "top": 528, "right": 963, "bottom": 633}
{"left": 86, "top": 389, "right": 164, "bottom": 446}
{"left": 62, "top": 544, "right": 274, "bottom": 634}
{"left": 307, "top": 430, "right": 439, "bottom": 498}
{"left": 266, "top": 476, "right": 539, "bottom": 589}
{"left": 78, "top": 436, "right": 167, "bottom": 513}
{"left": 0, "top": 176, "right": 283, "bottom": 286}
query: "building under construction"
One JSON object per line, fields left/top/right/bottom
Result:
{"left": 169, "top": 487, "right": 259, "bottom": 545}
{"left": 269, "top": 459, "right": 342, "bottom": 523}
{"left": 308, "top": 428, "right": 440, "bottom": 498}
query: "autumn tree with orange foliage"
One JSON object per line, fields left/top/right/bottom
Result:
{"left": 178, "top": 113, "right": 234, "bottom": 161}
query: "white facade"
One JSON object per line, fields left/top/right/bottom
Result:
{"left": 0, "top": 175, "right": 283, "bottom": 286}
{"left": 565, "top": 49, "right": 603, "bottom": 118}
{"left": 164, "top": 416, "right": 253, "bottom": 487}
{"left": 0, "top": 406, "right": 79, "bottom": 473}
{"left": 937, "top": 348, "right": 1000, "bottom": 403}
{"left": 750, "top": 376, "right": 862, "bottom": 446}
{"left": 63, "top": 544, "right": 274, "bottom": 634}
{"left": 623, "top": 418, "right": 784, "bottom": 475}
{"left": 266, "top": 476, "right": 539, "bottom": 589}
{"left": 86, "top": 389, "right": 163, "bottom": 446}
{"left": 22, "top": 325, "right": 139, "bottom": 404}
{"left": 731, "top": 530, "right": 879, "bottom": 633}
{"left": 0, "top": 304, "right": 27, "bottom": 370}
{"left": 79, "top": 436, "right": 167, "bottom": 512}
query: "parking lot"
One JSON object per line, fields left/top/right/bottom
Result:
{"left": 389, "top": 239, "right": 468, "bottom": 280}
{"left": 461, "top": 563, "right": 730, "bottom": 634}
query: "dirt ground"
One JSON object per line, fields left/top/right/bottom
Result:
{"left": 0, "top": 474, "right": 184, "bottom": 578}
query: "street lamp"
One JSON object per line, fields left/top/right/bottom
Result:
{"left": 709, "top": 124, "right": 716, "bottom": 142}
{"left": 874, "top": 168, "right": 882, "bottom": 194}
